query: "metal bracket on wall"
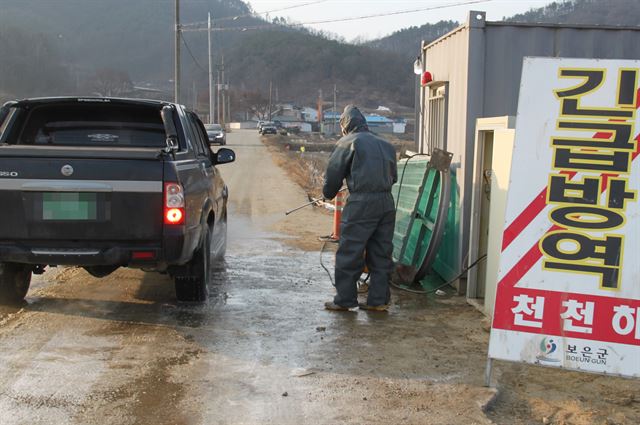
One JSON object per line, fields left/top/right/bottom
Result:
{"left": 429, "top": 148, "right": 454, "bottom": 172}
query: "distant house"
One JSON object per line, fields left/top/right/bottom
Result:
{"left": 301, "top": 107, "right": 318, "bottom": 122}
{"left": 322, "top": 111, "right": 340, "bottom": 121}
{"left": 365, "top": 114, "right": 394, "bottom": 134}
{"left": 277, "top": 103, "right": 304, "bottom": 117}
{"left": 322, "top": 111, "right": 405, "bottom": 135}
{"left": 321, "top": 111, "right": 342, "bottom": 135}
{"left": 392, "top": 121, "right": 407, "bottom": 134}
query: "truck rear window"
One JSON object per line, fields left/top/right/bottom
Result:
{"left": 15, "top": 104, "right": 166, "bottom": 147}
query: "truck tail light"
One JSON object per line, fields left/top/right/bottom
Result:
{"left": 164, "top": 183, "right": 185, "bottom": 225}
{"left": 131, "top": 251, "right": 156, "bottom": 260}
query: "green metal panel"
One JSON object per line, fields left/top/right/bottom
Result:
{"left": 391, "top": 150, "right": 452, "bottom": 282}
{"left": 391, "top": 158, "right": 430, "bottom": 264}
{"left": 402, "top": 166, "right": 441, "bottom": 267}
{"left": 431, "top": 169, "right": 461, "bottom": 282}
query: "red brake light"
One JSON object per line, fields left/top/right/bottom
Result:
{"left": 131, "top": 251, "right": 156, "bottom": 260}
{"left": 165, "top": 208, "right": 184, "bottom": 224}
{"left": 164, "top": 183, "right": 185, "bottom": 225}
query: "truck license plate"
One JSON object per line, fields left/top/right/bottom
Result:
{"left": 42, "top": 193, "right": 97, "bottom": 220}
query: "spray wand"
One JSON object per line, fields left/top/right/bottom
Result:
{"left": 285, "top": 197, "right": 325, "bottom": 216}
{"left": 284, "top": 187, "right": 347, "bottom": 216}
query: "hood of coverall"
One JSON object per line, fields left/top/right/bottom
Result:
{"left": 339, "top": 105, "right": 369, "bottom": 134}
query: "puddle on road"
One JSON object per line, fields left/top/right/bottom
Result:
{"left": 164, "top": 213, "right": 442, "bottom": 345}
{"left": 0, "top": 208, "right": 497, "bottom": 425}
{"left": 158, "top": 212, "right": 477, "bottom": 389}
{"left": 164, "top": 213, "right": 338, "bottom": 327}
{"left": 0, "top": 209, "right": 447, "bottom": 371}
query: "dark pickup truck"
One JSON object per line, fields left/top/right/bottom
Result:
{"left": 0, "top": 97, "right": 235, "bottom": 303}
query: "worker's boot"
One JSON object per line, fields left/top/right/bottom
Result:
{"left": 324, "top": 301, "right": 356, "bottom": 311}
{"left": 358, "top": 302, "right": 389, "bottom": 312}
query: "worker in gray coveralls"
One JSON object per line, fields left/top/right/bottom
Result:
{"left": 322, "top": 105, "right": 397, "bottom": 312}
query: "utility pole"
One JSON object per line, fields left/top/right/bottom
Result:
{"left": 216, "top": 70, "right": 221, "bottom": 123}
{"left": 227, "top": 81, "right": 231, "bottom": 123}
{"left": 317, "top": 89, "right": 323, "bottom": 132}
{"left": 192, "top": 81, "right": 197, "bottom": 111}
{"left": 208, "top": 12, "right": 215, "bottom": 123}
{"left": 268, "top": 81, "right": 273, "bottom": 120}
{"left": 333, "top": 84, "right": 337, "bottom": 134}
{"left": 221, "top": 55, "right": 226, "bottom": 127}
{"left": 174, "top": 0, "right": 181, "bottom": 103}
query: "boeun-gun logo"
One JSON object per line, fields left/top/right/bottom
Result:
{"left": 536, "top": 337, "right": 560, "bottom": 363}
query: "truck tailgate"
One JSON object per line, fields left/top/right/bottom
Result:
{"left": 0, "top": 154, "right": 164, "bottom": 242}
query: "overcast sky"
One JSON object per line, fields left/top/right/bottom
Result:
{"left": 244, "top": 0, "right": 558, "bottom": 41}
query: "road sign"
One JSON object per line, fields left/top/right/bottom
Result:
{"left": 488, "top": 57, "right": 640, "bottom": 378}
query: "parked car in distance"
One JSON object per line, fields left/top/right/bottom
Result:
{"left": 204, "top": 123, "right": 226, "bottom": 145}
{"left": 260, "top": 124, "right": 278, "bottom": 135}
{"left": 257, "top": 121, "right": 274, "bottom": 134}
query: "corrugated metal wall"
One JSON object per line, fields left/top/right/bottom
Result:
{"left": 420, "top": 11, "right": 640, "bottom": 281}
{"left": 420, "top": 26, "right": 469, "bottom": 156}
{"left": 420, "top": 24, "right": 471, "bottom": 280}
{"left": 483, "top": 25, "right": 640, "bottom": 117}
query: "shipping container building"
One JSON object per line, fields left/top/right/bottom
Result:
{"left": 416, "top": 11, "right": 640, "bottom": 314}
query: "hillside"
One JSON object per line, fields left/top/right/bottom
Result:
{"left": 506, "top": 0, "right": 640, "bottom": 25}
{"left": 0, "top": 0, "right": 254, "bottom": 84}
{"left": 366, "top": 20, "right": 459, "bottom": 60}
{"left": 4, "top": 0, "right": 640, "bottom": 113}
{"left": 0, "top": 0, "right": 413, "bottom": 108}
{"left": 229, "top": 30, "right": 413, "bottom": 107}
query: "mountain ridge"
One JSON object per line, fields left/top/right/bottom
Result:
{"left": 2, "top": 0, "right": 640, "bottom": 111}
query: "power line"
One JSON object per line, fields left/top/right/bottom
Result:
{"left": 180, "top": 32, "right": 207, "bottom": 72}
{"left": 299, "top": 0, "right": 492, "bottom": 26}
{"left": 181, "top": 0, "right": 329, "bottom": 28}
{"left": 253, "top": 0, "right": 330, "bottom": 16}
{"left": 184, "top": 0, "right": 493, "bottom": 33}
{"left": 230, "top": 0, "right": 329, "bottom": 20}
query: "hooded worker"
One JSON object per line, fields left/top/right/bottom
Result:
{"left": 323, "top": 105, "right": 397, "bottom": 311}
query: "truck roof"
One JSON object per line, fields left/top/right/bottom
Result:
{"left": 9, "top": 97, "right": 173, "bottom": 109}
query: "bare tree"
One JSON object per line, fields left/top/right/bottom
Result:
{"left": 92, "top": 68, "right": 133, "bottom": 97}
{"left": 237, "top": 90, "right": 270, "bottom": 120}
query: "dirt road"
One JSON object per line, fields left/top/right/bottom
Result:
{"left": 0, "top": 130, "right": 638, "bottom": 425}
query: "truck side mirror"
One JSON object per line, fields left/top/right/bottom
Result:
{"left": 215, "top": 148, "right": 235, "bottom": 165}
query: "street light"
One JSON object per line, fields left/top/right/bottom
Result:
{"left": 413, "top": 55, "right": 423, "bottom": 151}
{"left": 413, "top": 56, "right": 423, "bottom": 75}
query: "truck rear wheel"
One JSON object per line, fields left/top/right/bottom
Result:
{"left": 174, "top": 226, "right": 211, "bottom": 302}
{"left": 0, "top": 263, "right": 32, "bottom": 305}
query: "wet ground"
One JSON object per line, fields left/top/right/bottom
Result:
{"left": 0, "top": 215, "right": 497, "bottom": 425}
{"left": 1, "top": 130, "right": 638, "bottom": 425}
